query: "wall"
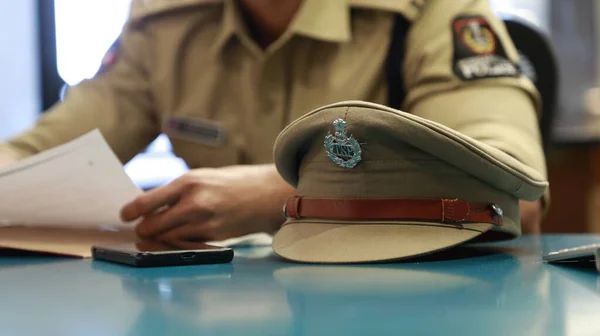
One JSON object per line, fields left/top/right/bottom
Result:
{"left": 596, "top": 0, "right": 600, "bottom": 82}
{"left": 542, "top": 0, "right": 600, "bottom": 233}
{"left": 0, "top": 0, "right": 40, "bottom": 141}
{"left": 490, "top": 0, "right": 550, "bottom": 32}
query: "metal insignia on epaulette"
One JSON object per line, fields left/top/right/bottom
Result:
{"left": 324, "top": 119, "right": 362, "bottom": 169}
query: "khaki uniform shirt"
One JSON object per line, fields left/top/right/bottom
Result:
{"left": 0, "top": 0, "right": 547, "bottom": 192}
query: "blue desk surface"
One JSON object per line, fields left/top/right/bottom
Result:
{"left": 1, "top": 234, "right": 599, "bottom": 336}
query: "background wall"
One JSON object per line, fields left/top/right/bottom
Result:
{"left": 0, "top": 0, "right": 40, "bottom": 140}
{"left": 490, "top": 0, "right": 550, "bottom": 32}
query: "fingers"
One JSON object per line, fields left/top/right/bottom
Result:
{"left": 135, "top": 240, "right": 176, "bottom": 252}
{"left": 135, "top": 197, "right": 214, "bottom": 238}
{"left": 158, "top": 220, "right": 221, "bottom": 243}
{"left": 120, "top": 176, "right": 191, "bottom": 222}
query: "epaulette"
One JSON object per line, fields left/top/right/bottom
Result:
{"left": 349, "top": 0, "right": 426, "bottom": 21}
{"left": 129, "top": 0, "right": 223, "bottom": 23}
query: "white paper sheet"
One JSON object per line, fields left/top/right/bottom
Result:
{"left": 0, "top": 130, "right": 143, "bottom": 231}
{"left": 0, "top": 130, "right": 275, "bottom": 254}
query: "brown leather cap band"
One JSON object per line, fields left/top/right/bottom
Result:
{"left": 283, "top": 196, "right": 504, "bottom": 226}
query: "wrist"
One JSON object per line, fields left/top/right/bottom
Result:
{"left": 263, "top": 164, "right": 296, "bottom": 231}
{"left": 519, "top": 199, "right": 542, "bottom": 234}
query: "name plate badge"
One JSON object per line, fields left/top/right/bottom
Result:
{"left": 165, "top": 117, "right": 227, "bottom": 146}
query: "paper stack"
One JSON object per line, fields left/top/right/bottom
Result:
{"left": 0, "top": 130, "right": 144, "bottom": 256}
{"left": 0, "top": 130, "right": 273, "bottom": 257}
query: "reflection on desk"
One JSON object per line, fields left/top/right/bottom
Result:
{"left": 0, "top": 235, "right": 599, "bottom": 336}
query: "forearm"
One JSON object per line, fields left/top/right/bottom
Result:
{"left": 0, "top": 13, "right": 160, "bottom": 163}
{"left": 402, "top": 0, "right": 549, "bottom": 214}
{"left": 254, "top": 163, "right": 297, "bottom": 231}
{"left": 520, "top": 199, "right": 542, "bottom": 234}
{"left": 2, "top": 83, "right": 159, "bottom": 163}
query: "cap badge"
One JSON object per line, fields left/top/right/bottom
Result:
{"left": 324, "top": 119, "right": 362, "bottom": 169}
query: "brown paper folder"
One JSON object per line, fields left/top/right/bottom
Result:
{"left": 0, "top": 227, "right": 136, "bottom": 258}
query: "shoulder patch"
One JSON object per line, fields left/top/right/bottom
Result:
{"left": 451, "top": 15, "right": 520, "bottom": 81}
{"left": 349, "top": 0, "right": 424, "bottom": 21}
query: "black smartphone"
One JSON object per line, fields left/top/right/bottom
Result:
{"left": 91, "top": 240, "right": 234, "bottom": 267}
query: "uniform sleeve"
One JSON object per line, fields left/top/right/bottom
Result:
{"left": 0, "top": 10, "right": 160, "bottom": 164}
{"left": 401, "top": 0, "right": 549, "bottom": 205}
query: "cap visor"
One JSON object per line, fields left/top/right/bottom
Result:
{"left": 273, "top": 221, "right": 494, "bottom": 263}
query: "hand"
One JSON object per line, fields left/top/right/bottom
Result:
{"left": 135, "top": 239, "right": 211, "bottom": 251}
{"left": 120, "top": 164, "right": 296, "bottom": 243}
{"left": 519, "top": 199, "right": 543, "bottom": 234}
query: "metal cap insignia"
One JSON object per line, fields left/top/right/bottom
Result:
{"left": 324, "top": 119, "right": 362, "bottom": 169}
